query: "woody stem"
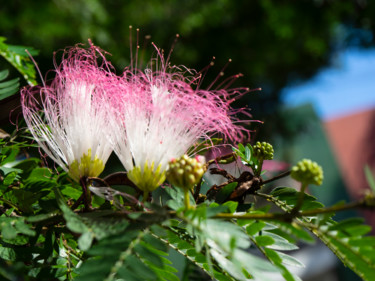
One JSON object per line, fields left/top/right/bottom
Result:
{"left": 79, "top": 177, "right": 91, "bottom": 211}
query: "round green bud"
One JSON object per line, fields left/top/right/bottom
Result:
{"left": 253, "top": 141, "right": 274, "bottom": 160}
{"left": 166, "top": 155, "right": 206, "bottom": 190}
{"left": 291, "top": 159, "right": 323, "bottom": 186}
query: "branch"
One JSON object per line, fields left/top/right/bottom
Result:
{"left": 262, "top": 170, "right": 291, "bottom": 185}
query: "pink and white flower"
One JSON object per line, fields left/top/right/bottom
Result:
{"left": 110, "top": 47, "right": 252, "bottom": 194}
{"left": 21, "top": 44, "right": 115, "bottom": 182}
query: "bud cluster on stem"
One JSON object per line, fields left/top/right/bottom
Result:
{"left": 166, "top": 155, "right": 206, "bottom": 209}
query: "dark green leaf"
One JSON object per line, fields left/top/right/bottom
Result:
{"left": 26, "top": 211, "right": 61, "bottom": 222}
{"left": 3, "top": 171, "right": 18, "bottom": 185}
{"left": 215, "top": 182, "right": 238, "bottom": 203}
{"left": 144, "top": 233, "right": 168, "bottom": 252}
{"left": 116, "top": 267, "right": 140, "bottom": 281}
{"left": 126, "top": 255, "right": 158, "bottom": 279}
{"left": 14, "top": 219, "right": 36, "bottom": 236}
{"left": 0, "top": 69, "right": 19, "bottom": 100}
{"left": 134, "top": 243, "right": 164, "bottom": 268}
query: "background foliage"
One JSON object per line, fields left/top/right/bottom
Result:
{"left": 2, "top": 0, "right": 375, "bottom": 137}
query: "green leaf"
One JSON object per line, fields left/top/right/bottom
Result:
{"left": 0, "top": 37, "right": 38, "bottom": 86}
{"left": 277, "top": 251, "right": 304, "bottom": 268}
{"left": 215, "top": 182, "right": 238, "bottom": 203}
{"left": 270, "top": 186, "right": 324, "bottom": 210}
{"left": 143, "top": 233, "right": 168, "bottom": 252}
{"left": 14, "top": 157, "right": 40, "bottom": 177}
{"left": 349, "top": 237, "right": 375, "bottom": 247}
{"left": 60, "top": 185, "right": 82, "bottom": 201}
{"left": 26, "top": 211, "right": 61, "bottom": 223}
{"left": 0, "top": 69, "right": 19, "bottom": 100}
{"left": 303, "top": 216, "right": 375, "bottom": 281}
{"left": 205, "top": 204, "right": 229, "bottom": 217}
{"left": 328, "top": 218, "right": 364, "bottom": 232}
{"left": 263, "top": 248, "right": 303, "bottom": 281}
{"left": 78, "top": 232, "right": 94, "bottom": 251}
{"left": 160, "top": 226, "right": 235, "bottom": 280}
{"left": 255, "top": 235, "right": 274, "bottom": 246}
{"left": 123, "top": 255, "right": 157, "bottom": 280}
{"left": 345, "top": 224, "right": 372, "bottom": 236}
{"left": 14, "top": 219, "right": 36, "bottom": 236}
{"left": 365, "top": 165, "right": 375, "bottom": 193}
{"left": 245, "top": 145, "right": 251, "bottom": 162}
{"left": 1, "top": 220, "right": 16, "bottom": 240}
{"left": 134, "top": 243, "right": 164, "bottom": 268}
{"left": 237, "top": 143, "right": 245, "bottom": 153}
{"left": 187, "top": 138, "right": 222, "bottom": 156}
{"left": 0, "top": 247, "right": 16, "bottom": 261}
{"left": 246, "top": 220, "right": 266, "bottom": 236}
{"left": 12, "top": 189, "right": 41, "bottom": 213}
{"left": 270, "top": 221, "right": 314, "bottom": 243}
{"left": 3, "top": 171, "right": 18, "bottom": 185}
{"left": 233, "top": 248, "right": 280, "bottom": 280}
{"left": 252, "top": 232, "right": 302, "bottom": 281}
{"left": 178, "top": 207, "right": 282, "bottom": 280}
{"left": 54, "top": 188, "right": 129, "bottom": 249}
{"left": 0, "top": 217, "right": 36, "bottom": 240}
{"left": 222, "top": 201, "right": 238, "bottom": 213}
{"left": 165, "top": 185, "right": 186, "bottom": 210}
{"left": 76, "top": 228, "right": 178, "bottom": 281}
{"left": 262, "top": 231, "right": 299, "bottom": 251}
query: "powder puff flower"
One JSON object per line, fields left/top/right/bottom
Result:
{"left": 21, "top": 44, "right": 114, "bottom": 183}
{"left": 110, "top": 47, "right": 252, "bottom": 197}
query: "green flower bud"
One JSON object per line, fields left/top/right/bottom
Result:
{"left": 166, "top": 155, "right": 205, "bottom": 190}
{"left": 253, "top": 141, "right": 274, "bottom": 160}
{"left": 291, "top": 159, "right": 323, "bottom": 186}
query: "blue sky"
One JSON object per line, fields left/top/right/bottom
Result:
{"left": 282, "top": 48, "right": 375, "bottom": 120}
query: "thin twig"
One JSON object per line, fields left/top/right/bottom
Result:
{"left": 262, "top": 170, "right": 291, "bottom": 185}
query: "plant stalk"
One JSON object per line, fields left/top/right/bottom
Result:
{"left": 184, "top": 188, "right": 191, "bottom": 210}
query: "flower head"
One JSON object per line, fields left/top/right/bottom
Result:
{"left": 253, "top": 141, "right": 274, "bottom": 161}
{"left": 291, "top": 159, "right": 324, "bottom": 186}
{"left": 21, "top": 43, "right": 115, "bottom": 182}
{"left": 110, "top": 47, "right": 252, "bottom": 192}
{"left": 166, "top": 155, "right": 206, "bottom": 190}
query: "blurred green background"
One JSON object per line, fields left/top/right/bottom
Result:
{"left": 2, "top": 0, "right": 375, "bottom": 140}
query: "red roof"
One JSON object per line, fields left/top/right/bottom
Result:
{"left": 324, "top": 108, "right": 375, "bottom": 224}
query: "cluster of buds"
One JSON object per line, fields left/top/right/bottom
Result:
{"left": 291, "top": 159, "right": 323, "bottom": 186}
{"left": 253, "top": 141, "right": 274, "bottom": 160}
{"left": 166, "top": 155, "right": 206, "bottom": 190}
